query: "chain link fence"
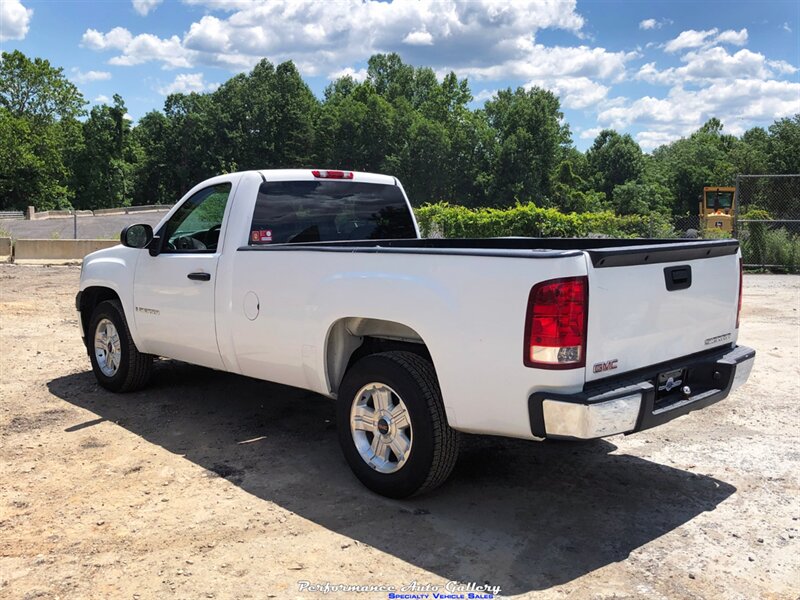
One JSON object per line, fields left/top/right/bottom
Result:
{"left": 734, "top": 174, "right": 800, "bottom": 272}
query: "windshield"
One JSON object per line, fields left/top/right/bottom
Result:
{"left": 705, "top": 191, "right": 734, "bottom": 209}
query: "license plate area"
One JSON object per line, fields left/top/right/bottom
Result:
{"left": 654, "top": 367, "right": 687, "bottom": 404}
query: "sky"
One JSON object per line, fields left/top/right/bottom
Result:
{"left": 1, "top": 0, "right": 798, "bottom": 151}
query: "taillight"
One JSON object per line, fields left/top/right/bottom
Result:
{"left": 524, "top": 276, "right": 588, "bottom": 369}
{"left": 736, "top": 257, "right": 743, "bottom": 328}
{"left": 312, "top": 169, "right": 353, "bottom": 179}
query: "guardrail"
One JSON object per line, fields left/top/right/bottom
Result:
{"left": 0, "top": 211, "right": 24, "bottom": 220}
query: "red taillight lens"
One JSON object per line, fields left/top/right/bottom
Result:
{"left": 524, "top": 276, "right": 588, "bottom": 369}
{"left": 736, "top": 257, "right": 743, "bottom": 328}
{"left": 312, "top": 169, "right": 353, "bottom": 179}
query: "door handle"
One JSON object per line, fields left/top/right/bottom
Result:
{"left": 664, "top": 265, "right": 691, "bottom": 291}
{"left": 187, "top": 272, "right": 211, "bottom": 281}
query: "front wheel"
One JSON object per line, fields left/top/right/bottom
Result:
{"left": 88, "top": 300, "right": 153, "bottom": 392}
{"left": 337, "top": 351, "right": 459, "bottom": 498}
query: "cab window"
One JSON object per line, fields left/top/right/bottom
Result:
{"left": 249, "top": 180, "right": 416, "bottom": 244}
{"left": 162, "top": 184, "right": 231, "bottom": 252}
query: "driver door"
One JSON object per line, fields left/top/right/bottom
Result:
{"left": 133, "top": 182, "right": 232, "bottom": 369}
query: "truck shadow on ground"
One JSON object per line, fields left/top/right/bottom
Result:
{"left": 49, "top": 361, "right": 736, "bottom": 595}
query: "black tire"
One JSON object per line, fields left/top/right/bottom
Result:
{"left": 87, "top": 300, "right": 153, "bottom": 393}
{"left": 337, "top": 351, "right": 459, "bottom": 498}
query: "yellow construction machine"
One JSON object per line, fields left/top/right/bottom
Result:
{"left": 700, "top": 186, "right": 735, "bottom": 233}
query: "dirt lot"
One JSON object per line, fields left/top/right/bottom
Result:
{"left": 0, "top": 265, "right": 798, "bottom": 600}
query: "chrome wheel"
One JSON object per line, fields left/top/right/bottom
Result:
{"left": 94, "top": 318, "right": 122, "bottom": 377}
{"left": 350, "top": 383, "right": 413, "bottom": 474}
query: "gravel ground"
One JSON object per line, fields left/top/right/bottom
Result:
{"left": 0, "top": 266, "right": 798, "bottom": 600}
{"left": 0, "top": 212, "right": 169, "bottom": 241}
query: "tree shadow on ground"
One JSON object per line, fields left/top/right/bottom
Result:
{"left": 48, "top": 361, "right": 736, "bottom": 595}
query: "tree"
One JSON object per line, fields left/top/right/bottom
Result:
{"left": 586, "top": 129, "right": 644, "bottom": 200}
{"left": 612, "top": 181, "right": 672, "bottom": 216}
{"left": 71, "top": 95, "right": 136, "bottom": 209}
{"left": 0, "top": 50, "right": 84, "bottom": 121}
{"left": 484, "top": 87, "right": 567, "bottom": 206}
{"left": 550, "top": 160, "right": 605, "bottom": 213}
{"left": 768, "top": 115, "right": 800, "bottom": 174}
{"left": 730, "top": 127, "right": 770, "bottom": 175}
{"left": 0, "top": 50, "right": 85, "bottom": 210}
{"left": 651, "top": 118, "right": 736, "bottom": 215}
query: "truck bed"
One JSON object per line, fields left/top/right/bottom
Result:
{"left": 237, "top": 237, "right": 739, "bottom": 266}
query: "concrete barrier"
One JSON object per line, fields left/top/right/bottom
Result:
{"left": 0, "top": 237, "right": 11, "bottom": 261}
{"left": 93, "top": 205, "right": 171, "bottom": 216}
{"left": 91, "top": 208, "right": 127, "bottom": 216}
{"left": 13, "top": 239, "right": 119, "bottom": 261}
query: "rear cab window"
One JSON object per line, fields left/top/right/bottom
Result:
{"left": 249, "top": 180, "right": 416, "bottom": 245}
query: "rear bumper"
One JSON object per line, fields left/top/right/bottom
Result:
{"left": 528, "top": 345, "right": 755, "bottom": 440}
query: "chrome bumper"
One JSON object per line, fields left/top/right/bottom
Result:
{"left": 529, "top": 345, "right": 756, "bottom": 440}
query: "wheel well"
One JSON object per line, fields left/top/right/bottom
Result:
{"left": 326, "top": 317, "right": 431, "bottom": 394}
{"left": 79, "top": 287, "right": 121, "bottom": 344}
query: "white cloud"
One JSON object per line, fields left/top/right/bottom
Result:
{"left": 158, "top": 72, "right": 219, "bottom": 95}
{"left": 93, "top": 95, "right": 110, "bottom": 104}
{"left": 327, "top": 67, "right": 368, "bottom": 82}
{"left": 664, "top": 28, "right": 718, "bottom": 53}
{"left": 82, "top": 27, "right": 193, "bottom": 69}
{"left": 0, "top": 0, "right": 32, "bottom": 41}
{"left": 664, "top": 28, "right": 749, "bottom": 53}
{"left": 132, "top": 0, "right": 162, "bottom": 16}
{"left": 449, "top": 44, "right": 636, "bottom": 84}
{"left": 81, "top": 26, "right": 133, "bottom": 50}
{"left": 636, "top": 45, "right": 796, "bottom": 86}
{"left": 600, "top": 78, "right": 800, "bottom": 150}
{"left": 525, "top": 76, "right": 609, "bottom": 109}
{"left": 639, "top": 17, "right": 672, "bottom": 31}
{"left": 403, "top": 30, "right": 433, "bottom": 46}
{"left": 579, "top": 126, "right": 603, "bottom": 140}
{"left": 472, "top": 88, "right": 497, "bottom": 103}
{"left": 82, "top": 0, "right": 588, "bottom": 75}
{"left": 72, "top": 69, "right": 112, "bottom": 83}
{"left": 783, "top": 22, "right": 792, "bottom": 33}
{"left": 715, "top": 28, "right": 748, "bottom": 46}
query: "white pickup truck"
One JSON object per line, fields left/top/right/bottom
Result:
{"left": 77, "top": 169, "right": 755, "bottom": 497}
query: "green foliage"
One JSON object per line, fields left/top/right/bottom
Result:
{"left": 768, "top": 115, "right": 800, "bottom": 174}
{"left": 740, "top": 208, "right": 772, "bottom": 266}
{"left": 740, "top": 209, "right": 799, "bottom": 271}
{"left": 611, "top": 180, "right": 672, "bottom": 216}
{"left": 71, "top": 95, "right": 134, "bottom": 209}
{"left": 650, "top": 118, "right": 737, "bottom": 215}
{"left": 415, "top": 202, "right": 675, "bottom": 239}
{"left": 484, "top": 87, "right": 567, "bottom": 207}
{"left": 0, "top": 51, "right": 85, "bottom": 211}
{"left": 0, "top": 50, "right": 85, "bottom": 121}
{"left": 586, "top": 130, "right": 643, "bottom": 199}
{"left": 761, "top": 229, "right": 800, "bottom": 271}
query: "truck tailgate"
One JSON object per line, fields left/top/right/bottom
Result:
{"left": 583, "top": 240, "right": 741, "bottom": 382}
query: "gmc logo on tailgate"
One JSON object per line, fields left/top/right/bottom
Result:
{"left": 593, "top": 359, "right": 618, "bottom": 373}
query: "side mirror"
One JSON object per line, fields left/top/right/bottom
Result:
{"left": 120, "top": 224, "right": 154, "bottom": 249}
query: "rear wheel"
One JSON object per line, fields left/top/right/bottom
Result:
{"left": 337, "top": 351, "right": 459, "bottom": 498}
{"left": 88, "top": 300, "right": 153, "bottom": 392}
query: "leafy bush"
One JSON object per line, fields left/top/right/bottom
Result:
{"left": 739, "top": 209, "right": 800, "bottom": 271}
{"left": 415, "top": 202, "right": 676, "bottom": 239}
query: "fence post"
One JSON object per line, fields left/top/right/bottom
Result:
{"left": 733, "top": 175, "right": 741, "bottom": 238}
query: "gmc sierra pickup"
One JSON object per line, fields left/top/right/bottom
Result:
{"left": 77, "top": 169, "right": 755, "bottom": 497}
